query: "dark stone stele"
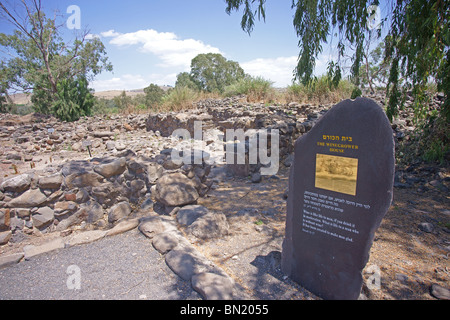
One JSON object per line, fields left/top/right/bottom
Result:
{"left": 281, "top": 97, "right": 395, "bottom": 300}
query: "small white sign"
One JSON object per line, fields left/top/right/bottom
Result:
{"left": 48, "top": 128, "right": 55, "bottom": 133}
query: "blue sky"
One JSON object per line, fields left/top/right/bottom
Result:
{"left": 1, "top": 0, "right": 389, "bottom": 91}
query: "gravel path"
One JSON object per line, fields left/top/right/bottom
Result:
{"left": 0, "top": 229, "right": 200, "bottom": 300}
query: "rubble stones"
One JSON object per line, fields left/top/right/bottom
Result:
{"left": 1, "top": 174, "right": 31, "bottom": 193}
{"left": 7, "top": 189, "right": 47, "bottom": 208}
{"left": 93, "top": 157, "right": 126, "bottom": 178}
{"left": 32, "top": 206, "right": 54, "bottom": 229}
{"left": 108, "top": 201, "right": 132, "bottom": 224}
{"left": 154, "top": 172, "right": 199, "bottom": 207}
{"left": 38, "top": 173, "right": 63, "bottom": 189}
{"left": 176, "top": 205, "right": 209, "bottom": 226}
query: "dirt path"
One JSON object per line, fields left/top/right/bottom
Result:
{"left": 192, "top": 167, "right": 449, "bottom": 300}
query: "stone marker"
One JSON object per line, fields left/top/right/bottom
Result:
{"left": 281, "top": 98, "right": 395, "bottom": 300}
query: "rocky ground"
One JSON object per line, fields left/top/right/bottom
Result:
{"left": 0, "top": 93, "right": 448, "bottom": 300}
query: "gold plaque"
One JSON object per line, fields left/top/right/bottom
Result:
{"left": 315, "top": 154, "right": 358, "bottom": 196}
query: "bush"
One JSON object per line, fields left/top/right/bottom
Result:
{"left": 161, "top": 86, "right": 198, "bottom": 111}
{"left": 144, "top": 83, "right": 165, "bottom": 107}
{"left": 224, "top": 76, "right": 276, "bottom": 102}
{"left": 51, "top": 77, "right": 94, "bottom": 121}
{"left": 286, "top": 76, "right": 356, "bottom": 104}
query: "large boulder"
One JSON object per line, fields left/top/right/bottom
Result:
{"left": 187, "top": 212, "right": 229, "bottom": 240}
{"left": 32, "top": 206, "right": 54, "bottom": 229}
{"left": 108, "top": 201, "right": 131, "bottom": 224}
{"left": 176, "top": 205, "right": 209, "bottom": 226}
{"left": 93, "top": 157, "right": 126, "bottom": 178}
{"left": 1, "top": 174, "right": 31, "bottom": 193}
{"left": 65, "top": 172, "right": 104, "bottom": 189}
{"left": 154, "top": 173, "right": 199, "bottom": 207}
{"left": 7, "top": 188, "right": 47, "bottom": 208}
{"left": 38, "top": 173, "right": 63, "bottom": 189}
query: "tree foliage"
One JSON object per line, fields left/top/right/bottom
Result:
{"left": 225, "top": 0, "right": 448, "bottom": 118}
{"left": 0, "top": 0, "right": 112, "bottom": 121}
{"left": 225, "top": 0, "right": 449, "bottom": 161}
{"left": 51, "top": 76, "right": 94, "bottom": 122}
{"left": 189, "top": 53, "right": 246, "bottom": 93}
{"left": 143, "top": 83, "right": 166, "bottom": 107}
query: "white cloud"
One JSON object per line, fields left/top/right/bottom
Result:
{"left": 101, "top": 29, "right": 221, "bottom": 69}
{"left": 100, "top": 29, "right": 121, "bottom": 38}
{"left": 90, "top": 73, "right": 177, "bottom": 92}
{"left": 241, "top": 53, "right": 340, "bottom": 87}
{"left": 241, "top": 56, "right": 298, "bottom": 87}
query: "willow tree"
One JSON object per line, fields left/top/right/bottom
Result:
{"left": 226, "top": 0, "right": 449, "bottom": 161}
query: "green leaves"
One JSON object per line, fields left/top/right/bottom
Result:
{"left": 225, "top": 0, "right": 266, "bottom": 34}
{"left": 189, "top": 53, "right": 246, "bottom": 93}
{"left": 0, "top": 0, "right": 112, "bottom": 120}
{"left": 51, "top": 77, "right": 94, "bottom": 122}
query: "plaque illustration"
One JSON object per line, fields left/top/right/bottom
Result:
{"left": 315, "top": 153, "right": 358, "bottom": 196}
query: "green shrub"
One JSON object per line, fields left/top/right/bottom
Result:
{"left": 144, "top": 83, "right": 166, "bottom": 107}
{"left": 161, "top": 86, "right": 198, "bottom": 111}
{"left": 224, "top": 76, "right": 275, "bottom": 102}
{"left": 51, "top": 77, "right": 94, "bottom": 121}
{"left": 286, "top": 75, "right": 356, "bottom": 103}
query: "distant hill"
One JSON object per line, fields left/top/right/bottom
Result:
{"left": 8, "top": 85, "right": 173, "bottom": 105}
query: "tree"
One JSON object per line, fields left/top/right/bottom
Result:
{"left": 51, "top": 76, "right": 94, "bottom": 122}
{"left": 225, "top": 0, "right": 449, "bottom": 161}
{"left": 175, "top": 72, "right": 198, "bottom": 90}
{"left": 143, "top": 83, "right": 165, "bottom": 107}
{"left": 225, "top": 0, "right": 448, "bottom": 119}
{"left": 0, "top": 0, "right": 112, "bottom": 120}
{"left": 359, "top": 39, "right": 390, "bottom": 92}
{"left": 189, "top": 53, "right": 246, "bottom": 93}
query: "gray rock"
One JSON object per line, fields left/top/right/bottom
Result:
{"left": 1, "top": 174, "right": 31, "bottom": 193}
{"left": 187, "top": 212, "right": 229, "bottom": 240}
{"left": 105, "top": 141, "right": 116, "bottom": 151}
{"left": 430, "top": 284, "right": 450, "bottom": 300}
{"left": 251, "top": 172, "right": 262, "bottom": 183}
{"left": 0, "top": 252, "right": 24, "bottom": 269}
{"left": 154, "top": 172, "right": 199, "bottom": 207}
{"left": 55, "top": 207, "right": 88, "bottom": 231}
{"left": 16, "top": 208, "right": 31, "bottom": 219}
{"left": 23, "top": 238, "right": 65, "bottom": 260}
{"left": 93, "top": 157, "right": 126, "bottom": 178}
{"left": 66, "top": 230, "right": 107, "bottom": 246}
{"left": 146, "top": 163, "right": 163, "bottom": 184}
{"left": 38, "top": 173, "right": 62, "bottom": 189}
{"left": 138, "top": 216, "right": 164, "bottom": 239}
{"left": 53, "top": 201, "right": 78, "bottom": 217}
{"left": 65, "top": 172, "right": 104, "bottom": 189}
{"left": 32, "top": 206, "right": 54, "bottom": 229}
{"left": 0, "top": 230, "right": 12, "bottom": 245}
{"left": 152, "top": 231, "right": 180, "bottom": 254}
{"left": 91, "top": 182, "right": 121, "bottom": 207}
{"left": 176, "top": 205, "right": 209, "bottom": 226}
{"left": 418, "top": 222, "right": 434, "bottom": 233}
{"left": 7, "top": 188, "right": 47, "bottom": 208}
{"left": 165, "top": 249, "right": 198, "bottom": 281}
{"left": 105, "top": 218, "right": 139, "bottom": 237}
{"left": 84, "top": 200, "right": 104, "bottom": 223}
{"left": 108, "top": 201, "right": 131, "bottom": 224}
{"left": 191, "top": 272, "right": 234, "bottom": 300}
{"left": 93, "top": 131, "right": 114, "bottom": 138}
